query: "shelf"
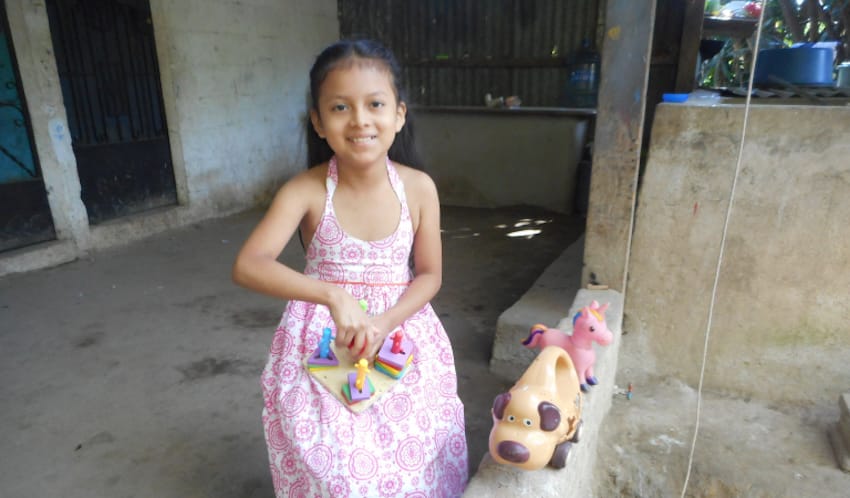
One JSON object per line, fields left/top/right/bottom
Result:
{"left": 702, "top": 16, "right": 758, "bottom": 39}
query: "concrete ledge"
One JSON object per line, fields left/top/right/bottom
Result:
{"left": 490, "top": 236, "right": 584, "bottom": 382}
{"left": 465, "top": 288, "right": 624, "bottom": 497}
{"left": 0, "top": 204, "right": 236, "bottom": 277}
{"left": 0, "top": 239, "right": 77, "bottom": 277}
{"left": 87, "top": 204, "right": 209, "bottom": 252}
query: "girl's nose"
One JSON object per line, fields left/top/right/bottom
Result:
{"left": 349, "top": 105, "right": 368, "bottom": 126}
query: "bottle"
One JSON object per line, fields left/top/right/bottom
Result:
{"left": 562, "top": 39, "right": 600, "bottom": 108}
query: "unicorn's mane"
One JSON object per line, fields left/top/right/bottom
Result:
{"left": 573, "top": 306, "right": 604, "bottom": 326}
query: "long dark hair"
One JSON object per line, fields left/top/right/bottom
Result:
{"left": 305, "top": 39, "right": 422, "bottom": 170}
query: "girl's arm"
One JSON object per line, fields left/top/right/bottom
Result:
{"left": 232, "top": 171, "right": 373, "bottom": 351}
{"left": 365, "top": 169, "right": 443, "bottom": 358}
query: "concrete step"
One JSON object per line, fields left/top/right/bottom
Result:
{"left": 466, "top": 247, "right": 624, "bottom": 498}
{"left": 489, "top": 235, "right": 585, "bottom": 382}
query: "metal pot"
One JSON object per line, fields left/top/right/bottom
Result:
{"left": 837, "top": 63, "right": 850, "bottom": 88}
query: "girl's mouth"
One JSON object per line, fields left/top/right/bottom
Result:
{"left": 349, "top": 136, "right": 376, "bottom": 144}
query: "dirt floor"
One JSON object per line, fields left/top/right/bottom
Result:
{"left": 0, "top": 205, "right": 584, "bottom": 498}
{"left": 595, "top": 332, "right": 850, "bottom": 498}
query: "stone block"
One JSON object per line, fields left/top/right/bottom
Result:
{"left": 828, "top": 393, "right": 850, "bottom": 472}
{"left": 829, "top": 426, "right": 850, "bottom": 472}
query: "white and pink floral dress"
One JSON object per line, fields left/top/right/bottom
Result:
{"left": 261, "top": 157, "right": 468, "bottom": 497}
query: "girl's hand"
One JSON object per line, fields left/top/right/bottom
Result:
{"left": 328, "top": 290, "right": 374, "bottom": 356}
{"left": 346, "top": 326, "right": 380, "bottom": 361}
{"left": 360, "top": 314, "right": 396, "bottom": 361}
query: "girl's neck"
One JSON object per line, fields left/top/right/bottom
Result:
{"left": 335, "top": 155, "right": 389, "bottom": 189}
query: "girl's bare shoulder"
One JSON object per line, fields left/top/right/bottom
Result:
{"left": 393, "top": 163, "right": 438, "bottom": 200}
{"left": 278, "top": 163, "right": 327, "bottom": 196}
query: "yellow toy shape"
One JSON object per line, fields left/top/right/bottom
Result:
{"left": 354, "top": 358, "right": 370, "bottom": 392}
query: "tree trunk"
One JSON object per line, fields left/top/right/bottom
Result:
{"left": 806, "top": 0, "right": 819, "bottom": 42}
{"left": 841, "top": 2, "right": 850, "bottom": 62}
{"left": 777, "top": 0, "right": 805, "bottom": 41}
{"left": 817, "top": 1, "right": 838, "bottom": 41}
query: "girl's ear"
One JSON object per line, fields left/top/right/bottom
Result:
{"left": 309, "top": 109, "right": 326, "bottom": 139}
{"left": 394, "top": 101, "right": 407, "bottom": 133}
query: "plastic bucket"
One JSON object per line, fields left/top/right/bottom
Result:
{"left": 753, "top": 47, "right": 834, "bottom": 87}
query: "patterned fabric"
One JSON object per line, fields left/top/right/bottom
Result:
{"left": 262, "top": 157, "right": 469, "bottom": 497}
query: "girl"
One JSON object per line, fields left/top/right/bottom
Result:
{"left": 232, "top": 40, "right": 469, "bottom": 497}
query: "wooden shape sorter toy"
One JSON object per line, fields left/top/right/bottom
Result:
{"left": 304, "top": 328, "right": 416, "bottom": 413}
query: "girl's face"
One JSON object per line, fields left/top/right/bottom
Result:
{"left": 310, "top": 61, "right": 406, "bottom": 169}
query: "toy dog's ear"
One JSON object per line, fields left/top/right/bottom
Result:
{"left": 493, "top": 393, "right": 511, "bottom": 420}
{"left": 538, "top": 401, "right": 561, "bottom": 431}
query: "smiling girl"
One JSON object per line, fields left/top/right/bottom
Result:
{"left": 232, "top": 39, "right": 468, "bottom": 497}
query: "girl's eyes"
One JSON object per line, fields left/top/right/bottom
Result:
{"left": 329, "top": 102, "right": 386, "bottom": 112}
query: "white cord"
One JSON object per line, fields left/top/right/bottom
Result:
{"left": 679, "top": 4, "right": 767, "bottom": 496}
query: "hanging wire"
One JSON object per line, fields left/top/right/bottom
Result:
{"left": 679, "top": 2, "right": 768, "bottom": 496}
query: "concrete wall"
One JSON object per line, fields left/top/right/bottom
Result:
{"left": 1, "top": 0, "right": 336, "bottom": 275}
{"left": 415, "top": 107, "right": 591, "bottom": 214}
{"left": 625, "top": 102, "right": 850, "bottom": 407}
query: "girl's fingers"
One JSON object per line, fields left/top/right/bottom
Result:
{"left": 335, "top": 328, "right": 353, "bottom": 348}
{"left": 350, "top": 325, "right": 383, "bottom": 360}
{"left": 349, "top": 330, "right": 368, "bottom": 357}
{"left": 333, "top": 323, "right": 383, "bottom": 360}
{"left": 358, "top": 326, "right": 382, "bottom": 360}
{"left": 363, "top": 342, "right": 380, "bottom": 361}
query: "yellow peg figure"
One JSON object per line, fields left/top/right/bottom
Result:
{"left": 354, "top": 358, "right": 370, "bottom": 393}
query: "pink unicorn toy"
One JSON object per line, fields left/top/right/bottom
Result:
{"left": 521, "top": 301, "right": 613, "bottom": 392}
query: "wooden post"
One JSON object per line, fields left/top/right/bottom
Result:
{"left": 582, "top": 0, "right": 656, "bottom": 292}
{"left": 675, "top": 0, "right": 707, "bottom": 92}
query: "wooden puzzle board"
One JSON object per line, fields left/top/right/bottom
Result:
{"left": 304, "top": 343, "right": 401, "bottom": 413}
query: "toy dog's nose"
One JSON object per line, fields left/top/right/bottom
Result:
{"left": 497, "top": 441, "right": 529, "bottom": 463}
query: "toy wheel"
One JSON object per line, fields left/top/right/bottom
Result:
{"left": 570, "top": 419, "right": 583, "bottom": 443}
{"left": 549, "top": 441, "right": 573, "bottom": 469}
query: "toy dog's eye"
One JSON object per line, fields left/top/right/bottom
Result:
{"left": 590, "top": 326, "right": 596, "bottom": 332}
{"left": 507, "top": 415, "right": 516, "bottom": 422}
{"left": 523, "top": 419, "right": 533, "bottom": 427}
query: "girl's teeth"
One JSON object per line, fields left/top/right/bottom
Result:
{"left": 351, "top": 137, "right": 373, "bottom": 143}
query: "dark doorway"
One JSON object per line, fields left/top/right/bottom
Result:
{"left": 46, "top": 0, "right": 176, "bottom": 224}
{"left": 1, "top": 3, "right": 56, "bottom": 252}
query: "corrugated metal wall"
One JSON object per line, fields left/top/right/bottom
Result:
{"left": 339, "top": 0, "right": 605, "bottom": 107}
